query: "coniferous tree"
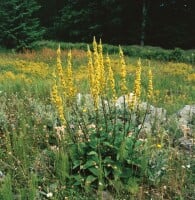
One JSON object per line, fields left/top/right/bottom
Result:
{"left": 53, "top": 0, "right": 124, "bottom": 43}
{"left": 0, "top": 0, "right": 44, "bottom": 50}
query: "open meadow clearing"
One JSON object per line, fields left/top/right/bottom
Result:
{"left": 0, "top": 40, "right": 195, "bottom": 199}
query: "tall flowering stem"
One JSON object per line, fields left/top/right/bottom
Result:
{"left": 66, "top": 50, "right": 76, "bottom": 101}
{"left": 134, "top": 58, "right": 142, "bottom": 102}
{"left": 51, "top": 81, "right": 66, "bottom": 125}
{"left": 98, "top": 39, "right": 106, "bottom": 95}
{"left": 87, "top": 43, "right": 98, "bottom": 113}
{"left": 147, "top": 69, "right": 153, "bottom": 100}
{"left": 106, "top": 54, "right": 117, "bottom": 102}
{"left": 87, "top": 45, "right": 95, "bottom": 96}
{"left": 119, "top": 46, "right": 128, "bottom": 95}
{"left": 51, "top": 45, "right": 67, "bottom": 125}
{"left": 56, "top": 45, "right": 66, "bottom": 95}
{"left": 92, "top": 37, "right": 100, "bottom": 109}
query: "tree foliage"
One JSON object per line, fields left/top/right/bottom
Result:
{"left": 0, "top": 0, "right": 194, "bottom": 49}
{"left": 0, "top": 0, "right": 44, "bottom": 50}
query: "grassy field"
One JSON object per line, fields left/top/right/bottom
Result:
{"left": 0, "top": 41, "right": 194, "bottom": 199}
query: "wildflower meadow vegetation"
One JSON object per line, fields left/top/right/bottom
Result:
{"left": 0, "top": 39, "right": 194, "bottom": 199}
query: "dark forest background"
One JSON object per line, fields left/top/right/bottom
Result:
{"left": 0, "top": 0, "right": 194, "bottom": 50}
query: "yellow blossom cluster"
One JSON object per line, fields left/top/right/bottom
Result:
{"left": 87, "top": 45, "right": 95, "bottom": 97}
{"left": 119, "top": 46, "right": 128, "bottom": 95}
{"left": 98, "top": 39, "right": 106, "bottom": 95}
{"left": 162, "top": 62, "right": 192, "bottom": 75}
{"left": 51, "top": 46, "right": 66, "bottom": 125}
{"left": 51, "top": 82, "right": 66, "bottom": 124}
{"left": 51, "top": 45, "right": 77, "bottom": 124}
{"left": 92, "top": 37, "right": 101, "bottom": 109}
{"left": 147, "top": 69, "right": 153, "bottom": 100}
{"left": 187, "top": 73, "right": 195, "bottom": 82}
{"left": 66, "top": 50, "right": 76, "bottom": 99}
{"left": 0, "top": 71, "right": 32, "bottom": 83}
{"left": 87, "top": 37, "right": 107, "bottom": 109}
{"left": 106, "top": 54, "right": 117, "bottom": 102}
{"left": 14, "top": 60, "right": 49, "bottom": 78}
{"left": 56, "top": 45, "right": 66, "bottom": 94}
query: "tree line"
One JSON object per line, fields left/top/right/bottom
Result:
{"left": 0, "top": 0, "right": 194, "bottom": 50}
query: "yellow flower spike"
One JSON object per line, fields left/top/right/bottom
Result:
{"left": 119, "top": 46, "right": 128, "bottom": 95}
{"left": 51, "top": 83, "right": 58, "bottom": 103}
{"left": 147, "top": 69, "right": 153, "bottom": 100}
{"left": 57, "top": 96, "right": 66, "bottom": 124}
{"left": 66, "top": 50, "right": 76, "bottom": 100}
{"left": 134, "top": 58, "right": 142, "bottom": 101}
{"left": 93, "top": 36, "right": 98, "bottom": 53}
{"left": 106, "top": 54, "right": 117, "bottom": 102}
{"left": 50, "top": 46, "right": 68, "bottom": 126}
{"left": 87, "top": 45, "right": 95, "bottom": 97}
{"left": 98, "top": 39, "right": 106, "bottom": 95}
{"left": 51, "top": 83, "right": 66, "bottom": 125}
{"left": 56, "top": 44, "right": 66, "bottom": 93}
{"left": 92, "top": 37, "right": 100, "bottom": 109}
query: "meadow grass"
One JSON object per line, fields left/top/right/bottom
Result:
{"left": 0, "top": 41, "right": 194, "bottom": 199}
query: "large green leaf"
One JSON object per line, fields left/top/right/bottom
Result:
{"left": 88, "top": 167, "right": 99, "bottom": 177}
{"left": 85, "top": 175, "right": 97, "bottom": 185}
{"left": 72, "top": 174, "right": 84, "bottom": 186}
{"left": 72, "top": 160, "right": 81, "bottom": 169}
{"left": 83, "top": 160, "right": 96, "bottom": 169}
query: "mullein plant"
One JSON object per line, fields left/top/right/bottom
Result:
{"left": 91, "top": 37, "right": 101, "bottom": 110}
{"left": 50, "top": 39, "right": 158, "bottom": 196}
{"left": 51, "top": 46, "right": 66, "bottom": 125}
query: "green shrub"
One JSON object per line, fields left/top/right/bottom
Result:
{"left": 169, "top": 48, "right": 184, "bottom": 62}
{"left": 33, "top": 40, "right": 195, "bottom": 64}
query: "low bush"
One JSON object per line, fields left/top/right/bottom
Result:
{"left": 33, "top": 40, "right": 195, "bottom": 64}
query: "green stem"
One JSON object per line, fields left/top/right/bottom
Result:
{"left": 101, "top": 96, "right": 108, "bottom": 133}
{"left": 72, "top": 105, "right": 88, "bottom": 141}
{"left": 123, "top": 95, "right": 126, "bottom": 139}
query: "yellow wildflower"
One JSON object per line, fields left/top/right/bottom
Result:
{"left": 119, "top": 46, "right": 128, "bottom": 95}
{"left": 106, "top": 54, "right": 117, "bottom": 102}
{"left": 51, "top": 82, "right": 65, "bottom": 125}
{"left": 98, "top": 39, "right": 106, "bottom": 94}
{"left": 92, "top": 37, "right": 100, "bottom": 109}
{"left": 134, "top": 58, "right": 142, "bottom": 101}
{"left": 87, "top": 45, "right": 95, "bottom": 95}
{"left": 66, "top": 50, "right": 76, "bottom": 100}
{"left": 147, "top": 69, "right": 153, "bottom": 100}
{"left": 56, "top": 45, "right": 66, "bottom": 92}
